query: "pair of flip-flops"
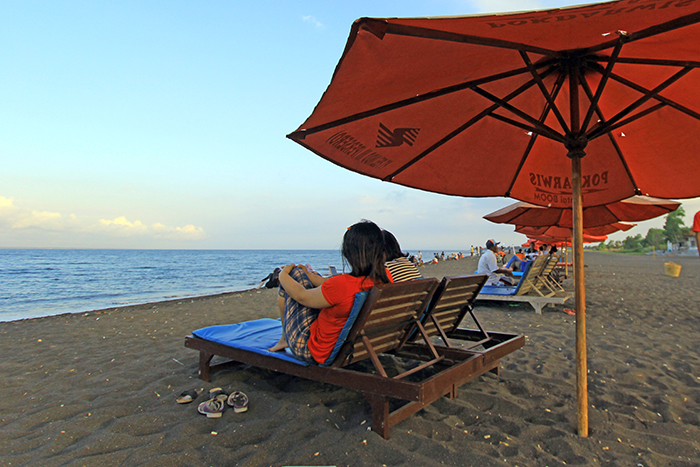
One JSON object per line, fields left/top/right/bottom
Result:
{"left": 196, "top": 388, "right": 249, "bottom": 418}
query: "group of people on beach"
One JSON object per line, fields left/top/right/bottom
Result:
{"left": 267, "top": 220, "right": 422, "bottom": 364}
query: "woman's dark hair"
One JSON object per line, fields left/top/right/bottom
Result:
{"left": 382, "top": 230, "right": 406, "bottom": 262}
{"left": 342, "top": 220, "right": 388, "bottom": 284}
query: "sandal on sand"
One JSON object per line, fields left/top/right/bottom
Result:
{"left": 198, "top": 399, "right": 225, "bottom": 418}
{"left": 564, "top": 308, "right": 576, "bottom": 315}
{"left": 176, "top": 388, "right": 204, "bottom": 404}
{"left": 208, "top": 388, "right": 229, "bottom": 402}
{"left": 227, "top": 391, "right": 249, "bottom": 413}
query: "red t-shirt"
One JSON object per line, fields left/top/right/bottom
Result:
{"left": 693, "top": 210, "right": 700, "bottom": 232}
{"left": 307, "top": 274, "right": 374, "bottom": 364}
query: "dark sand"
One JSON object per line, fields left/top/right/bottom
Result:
{"left": 1, "top": 252, "right": 699, "bottom": 466}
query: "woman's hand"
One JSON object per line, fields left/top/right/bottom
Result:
{"left": 280, "top": 264, "right": 295, "bottom": 275}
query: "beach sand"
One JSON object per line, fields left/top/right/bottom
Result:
{"left": 1, "top": 252, "right": 699, "bottom": 467}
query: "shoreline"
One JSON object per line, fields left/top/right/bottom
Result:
{"left": 2, "top": 252, "right": 699, "bottom": 466}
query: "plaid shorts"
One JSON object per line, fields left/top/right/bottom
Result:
{"left": 278, "top": 268, "right": 320, "bottom": 363}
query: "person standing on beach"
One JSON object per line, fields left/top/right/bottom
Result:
{"left": 693, "top": 210, "right": 700, "bottom": 259}
{"left": 477, "top": 239, "right": 514, "bottom": 286}
{"left": 268, "top": 220, "right": 388, "bottom": 364}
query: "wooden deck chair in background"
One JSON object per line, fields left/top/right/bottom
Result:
{"left": 538, "top": 255, "right": 566, "bottom": 293}
{"left": 511, "top": 255, "right": 558, "bottom": 297}
{"left": 476, "top": 256, "right": 572, "bottom": 314}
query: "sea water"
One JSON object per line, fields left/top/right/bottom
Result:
{"left": 0, "top": 249, "right": 351, "bottom": 322}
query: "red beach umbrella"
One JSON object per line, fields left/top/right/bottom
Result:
{"left": 288, "top": 1, "right": 700, "bottom": 436}
{"left": 484, "top": 196, "right": 679, "bottom": 229}
{"left": 529, "top": 233, "right": 607, "bottom": 243}
{"left": 516, "top": 222, "right": 635, "bottom": 238}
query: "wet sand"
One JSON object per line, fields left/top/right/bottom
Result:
{"left": 1, "top": 252, "right": 699, "bottom": 466}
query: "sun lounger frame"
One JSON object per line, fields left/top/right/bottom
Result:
{"left": 185, "top": 278, "right": 524, "bottom": 439}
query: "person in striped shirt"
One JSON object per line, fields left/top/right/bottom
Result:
{"left": 382, "top": 230, "right": 423, "bottom": 282}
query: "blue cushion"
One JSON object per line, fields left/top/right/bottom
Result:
{"left": 193, "top": 318, "right": 310, "bottom": 366}
{"left": 192, "top": 292, "right": 370, "bottom": 368}
{"left": 480, "top": 285, "right": 519, "bottom": 296}
{"left": 321, "top": 291, "right": 369, "bottom": 366}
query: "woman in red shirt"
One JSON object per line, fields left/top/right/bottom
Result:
{"left": 268, "top": 220, "right": 388, "bottom": 364}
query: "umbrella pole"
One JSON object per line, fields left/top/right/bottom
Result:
{"left": 571, "top": 155, "right": 588, "bottom": 437}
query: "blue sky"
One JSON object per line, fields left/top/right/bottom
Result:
{"left": 2, "top": 0, "right": 698, "bottom": 250}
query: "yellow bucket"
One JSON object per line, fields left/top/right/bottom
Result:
{"left": 664, "top": 262, "right": 681, "bottom": 277}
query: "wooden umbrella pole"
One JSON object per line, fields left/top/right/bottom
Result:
{"left": 569, "top": 63, "right": 588, "bottom": 437}
{"left": 571, "top": 155, "right": 588, "bottom": 437}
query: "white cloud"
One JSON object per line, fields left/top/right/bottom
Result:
{"left": 0, "top": 196, "right": 15, "bottom": 209}
{"left": 152, "top": 222, "right": 206, "bottom": 240}
{"left": 0, "top": 196, "right": 79, "bottom": 231}
{"left": 302, "top": 15, "right": 324, "bottom": 28}
{"left": 0, "top": 196, "right": 205, "bottom": 243}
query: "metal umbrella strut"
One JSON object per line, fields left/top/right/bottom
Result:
{"left": 288, "top": 1, "right": 700, "bottom": 436}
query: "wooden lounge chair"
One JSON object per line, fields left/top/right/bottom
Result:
{"left": 404, "top": 273, "right": 525, "bottom": 367}
{"left": 184, "top": 278, "right": 524, "bottom": 439}
{"left": 536, "top": 255, "right": 566, "bottom": 293}
{"left": 476, "top": 256, "right": 572, "bottom": 314}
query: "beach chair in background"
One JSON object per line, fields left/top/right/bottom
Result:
{"left": 536, "top": 255, "right": 566, "bottom": 293}
{"left": 184, "top": 278, "right": 524, "bottom": 439}
{"left": 476, "top": 256, "right": 572, "bottom": 314}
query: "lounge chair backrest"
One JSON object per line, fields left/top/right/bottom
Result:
{"left": 515, "top": 255, "right": 548, "bottom": 295}
{"left": 540, "top": 255, "right": 559, "bottom": 276}
{"left": 421, "top": 274, "right": 488, "bottom": 337}
{"left": 330, "top": 278, "right": 439, "bottom": 368}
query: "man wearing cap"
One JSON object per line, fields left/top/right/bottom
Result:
{"left": 477, "top": 239, "right": 515, "bottom": 286}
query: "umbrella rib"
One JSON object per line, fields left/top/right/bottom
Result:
{"left": 580, "top": 40, "right": 624, "bottom": 133}
{"left": 505, "top": 72, "right": 567, "bottom": 197}
{"left": 287, "top": 63, "right": 553, "bottom": 139}
{"left": 587, "top": 66, "right": 693, "bottom": 140}
{"left": 577, "top": 71, "right": 641, "bottom": 194}
{"left": 582, "top": 10, "right": 700, "bottom": 55}
{"left": 519, "top": 51, "right": 570, "bottom": 134}
{"left": 599, "top": 66, "right": 700, "bottom": 123}
{"left": 471, "top": 86, "right": 566, "bottom": 142}
{"left": 383, "top": 21, "right": 561, "bottom": 57}
{"left": 383, "top": 72, "right": 551, "bottom": 181}
{"left": 604, "top": 103, "right": 666, "bottom": 134}
{"left": 624, "top": 10, "right": 700, "bottom": 45}
{"left": 591, "top": 56, "right": 700, "bottom": 68}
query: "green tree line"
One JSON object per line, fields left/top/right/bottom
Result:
{"left": 596, "top": 206, "right": 692, "bottom": 253}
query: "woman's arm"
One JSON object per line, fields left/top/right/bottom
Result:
{"left": 278, "top": 265, "right": 331, "bottom": 309}
{"left": 295, "top": 264, "right": 327, "bottom": 287}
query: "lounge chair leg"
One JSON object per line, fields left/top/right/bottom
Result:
{"left": 489, "top": 363, "right": 500, "bottom": 376}
{"left": 531, "top": 302, "right": 544, "bottom": 314}
{"left": 199, "top": 351, "right": 214, "bottom": 382}
{"left": 364, "top": 393, "right": 391, "bottom": 439}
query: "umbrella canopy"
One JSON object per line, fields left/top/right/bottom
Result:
{"left": 516, "top": 222, "right": 635, "bottom": 238}
{"left": 288, "top": 0, "right": 700, "bottom": 436}
{"left": 484, "top": 196, "right": 679, "bottom": 228}
{"left": 527, "top": 233, "right": 608, "bottom": 243}
{"left": 288, "top": 2, "right": 700, "bottom": 208}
